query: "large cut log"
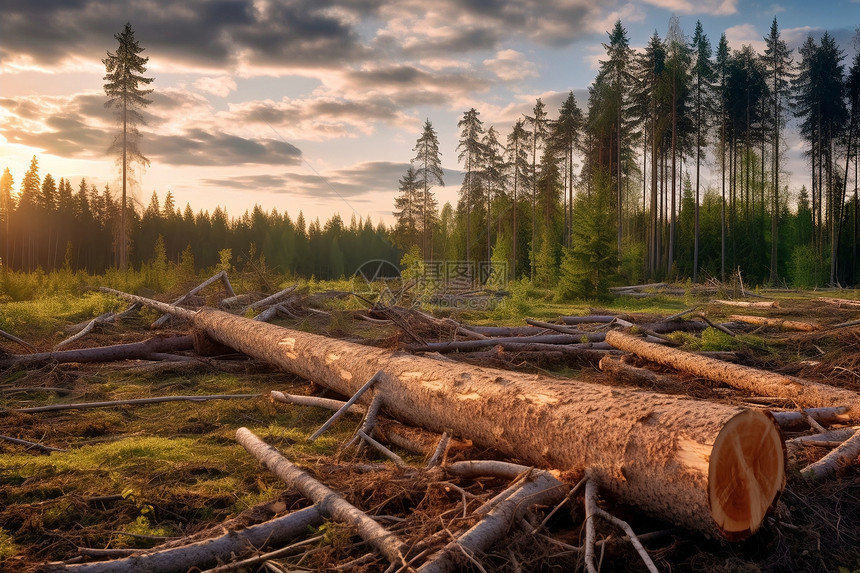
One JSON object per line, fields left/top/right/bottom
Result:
{"left": 605, "top": 330, "right": 860, "bottom": 415}
{"left": 183, "top": 307, "right": 784, "bottom": 540}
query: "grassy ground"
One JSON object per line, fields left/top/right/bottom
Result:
{"left": 1, "top": 279, "right": 860, "bottom": 571}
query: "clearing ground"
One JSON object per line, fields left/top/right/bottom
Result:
{"left": 1, "top": 282, "right": 860, "bottom": 572}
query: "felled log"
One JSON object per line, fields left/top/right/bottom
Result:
{"left": 40, "top": 506, "right": 323, "bottom": 573}
{"left": 713, "top": 299, "right": 779, "bottom": 309}
{"left": 814, "top": 297, "right": 860, "bottom": 308}
{"left": 185, "top": 307, "right": 784, "bottom": 540}
{"left": 605, "top": 330, "right": 860, "bottom": 415}
{"left": 0, "top": 336, "right": 194, "bottom": 368}
{"left": 728, "top": 314, "right": 819, "bottom": 332}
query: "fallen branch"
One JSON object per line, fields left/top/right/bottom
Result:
{"left": 55, "top": 312, "right": 115, "bottom": 350}
{"left": 11, "top": 393, "right": 260, "bottom": 414}
{"left": 606, "top": 330, "right": 860, "bottom": 415}
{"left": 152, "top": 271, "right": 236, "bottom": 328}
{"left": 800, "top": 430, "right": 860, "bottom": 481}
{"left": 418, "top": 465, "right": 567, "bottom": 573}
{"left": 769, "top": 407, "right": 851, "bottom": 431}
{"left": 0, "top": 335, "right": 194, "bottom": 368}
{"left": 40, "top": 506, "right": 323, "bottom": 573}
{"left": 0, "top": 328, "right": 37, "bottom": 353}
{"left": 308, "top": 370, "right": 381, "bottom": 442}
{"left": 584, "top": 477, "right": 660, "bottom": 573}
{"left": 241, "top": 284, "right": 298, "bottom": 314}
{"left": 0, "top": 434, "right": 66, "bottom": 453}
{"left": 270, "top": 391, "right": 366, "bottom": 415}
{"left": 236, "top": 427, "right": 406, "bottom": 564}
{"left": 524, "top": 319, "right": 585, "bottom": 335}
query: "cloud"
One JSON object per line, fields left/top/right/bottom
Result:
{"left": 0, "top": 89, "right": 302, "bottom": 167}
{"left": 0, "top": 0, "right": 380, "bottom": 74}
{"left": 483, "top": 50, "right": 538, "bottom": 82}
{"left": 193, "top": 76, "right": 238, "bottom": 97}
{"left": 641, "top": 0, "right": 737, "bottom": 16}
{"left": 202, "top": 160, "right": 408, "bottom": 200}
{"left": 148, "top": 130, "right": 302, "bottom": 166}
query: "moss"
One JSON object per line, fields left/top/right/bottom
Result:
{"left": 0, "top": 528, "right": 18, "bottom": 562}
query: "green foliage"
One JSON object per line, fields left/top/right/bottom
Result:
{"left": 789, "top": 244, "right": 828, "bottom": 288}
{"left": 399, "top": 245, "right": 424, "bottom": 281}
{"left": 557, "top": 172, "right": 618, "bottom": 300}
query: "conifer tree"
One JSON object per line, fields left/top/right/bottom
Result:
{"left": 0, "top": 167, "right": 13, "bottom": 266}
{"left": 523, "top": 99, "right": 548, "bottom": 279}
{"left": 412, "top": 119, "right": 444, "bottom": 259}
{"left": 691, "top": 20, "right": 714, "bottom": 282}
{"left": 104, "top": 22, "right": 153, "bottom": 270}
{"left": 457, "top": 108, "right": 485, "bottom": 267}
{"left": 505, "top": 119, "right": 530, "bottom": 278}
{"left": 763, "top": 18, "right": 793, "bottom": 283}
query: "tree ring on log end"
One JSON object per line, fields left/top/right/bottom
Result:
{"left": 708, "top": 409, "right": 785, "bottom": 540}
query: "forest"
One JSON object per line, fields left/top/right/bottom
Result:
{"left": 1, "top": 17, "right": 859, "bottom": 295}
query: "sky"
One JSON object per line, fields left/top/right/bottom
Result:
{"left": 1, "top": 0, "right": 858, "bottom": 227}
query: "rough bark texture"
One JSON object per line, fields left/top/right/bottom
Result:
{"left": 193, "top": 309, "right": 784, "bottom": 539}
{"left": 728, "top": 314, "right": 819, "bottom": 332}
{"left": 606, "top": 330, "right": 860, "bottom": 415}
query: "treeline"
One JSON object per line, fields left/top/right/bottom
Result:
{"left": 0, "top": 158, "right": 398, "bottom": 279}
{"left": 393, "top": 17, "right": 860, "bottom": 292}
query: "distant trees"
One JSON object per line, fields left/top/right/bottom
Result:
{"left": 103, "top": 22, "right": 153, "bottom": 270}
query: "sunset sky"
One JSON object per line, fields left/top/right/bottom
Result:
{"left": 1, "top": 0, "right": 858, "bottom": 226}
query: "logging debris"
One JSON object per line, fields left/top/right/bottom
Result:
{"left": 3, "top": 281, "right": 860, "bottom": 573}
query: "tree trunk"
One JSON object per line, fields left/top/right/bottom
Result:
{"left": 605, "top": 331, "right": 860, "bottom": 414}
{"left": 190, "top": 308, "right": 784, "bottom": 540}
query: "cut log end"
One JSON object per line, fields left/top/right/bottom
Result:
{"left": 708, "top": 409, "right": 785, "bottom": 540}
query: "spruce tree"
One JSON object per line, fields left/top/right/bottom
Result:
{"left": 104, "top": 22, "right": 153, "bottom": 270}
{"left": 411, "top": 119, "right": 444, "bottom": 259}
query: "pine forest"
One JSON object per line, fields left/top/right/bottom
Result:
{"left": 2, "top": 17, "right": 860, "bottom": 296}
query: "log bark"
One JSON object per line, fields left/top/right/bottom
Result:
{"left": 606, "top": 330, "right": 860, "bottom": 415}
{"left": 189, "top": 308, "right": 785, "bottom": 540}
{"left": 39, "top": 506, "right": 323, "bottom": 573}
{"left": 728, "top": 315, "right": 819, "bottom": 332}
{"left": 712, "top": 300, "right": 779, "bottom": 309}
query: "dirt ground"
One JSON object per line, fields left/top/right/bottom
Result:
{"left": 2, "top": 289, "right": 860, "bottom": 572}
